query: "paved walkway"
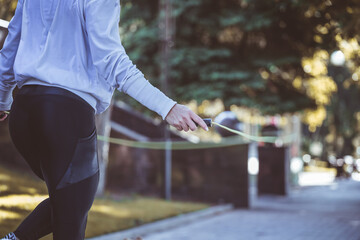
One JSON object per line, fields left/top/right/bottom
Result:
{"left": 143, "top": 179, "right": 360, "bottom": 240}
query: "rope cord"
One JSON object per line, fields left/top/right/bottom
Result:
{"left": 212, "top": 122, "right": 294, "bottom": 143}
{"left": 97, "top": 121, "right": 295, "bottom": 150}
{"left": 97, "top": 134, "right": 248, "bottom": 150}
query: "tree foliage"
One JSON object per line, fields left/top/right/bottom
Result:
{"left": 121, "top": 0, "right": 350, "bottom": 114}
{"left": 119, "top": 1, "right": 360, "bottom": 160}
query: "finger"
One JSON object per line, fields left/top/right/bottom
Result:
{"left": 184, "top": 116, "right": 197, "bottom": 131}
{"left": 190, "top": 112, "right": 208, "bottom": 131}
{"left": 172, "top": 123, "right": 182, "bottom": 131}
{"left": 180, "top": 120, "right": 189, "bottom": 132}
{"left": 0, "top": 114, "right": 7, "bottom": 121}
{"left": 182, "top": 124, "right": 189, "bottom": 132}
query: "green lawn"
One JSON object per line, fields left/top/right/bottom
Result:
{"left": 0, "top": 165, "right": 209, "bottom": 239}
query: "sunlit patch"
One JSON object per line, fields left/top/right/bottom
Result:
{"left": 0, "top": 209, "right": 21, "bottom": 220}
{"left": 290, "top": 157, "right": 303, "bottom": 173}
{"left": 260, "top": 70, "right": 270, "bottom": 79}
{"left": 303, "top": 154, "right": 311, "bottom": 163}
{"left": 316, "top": 24, "right": 329, "bottom": 35}
{"left": 0, "top": 195, "right": 47, "bottom": 210}
{"left": 298, "top": 171, "right": 336, "bottom": 186}
{"left": 248, "top": 157, "right": 259, "bottom": 175}
{"left": 0, "top": 185, "right": 9, "bottom": 192}
{"left": 352, "top": 73, "right": 359, "bottom": 81}
{"left": 351, "top": 172, "right": 360, "bottom": 182}
{"left": 91, "top": 205, "right": 132, "bottom": 218}
{"left": 301, "top": 49, "right": 338, "bottom": 131}
{"left": 303, "top": 106, "right": 327, "bottom": 132}
{"left": 292, "top": 77, "right": 302, "bottom": 89}
{"left": 0, "top": 174, "right": 11, "bottom": 181}
{"left": 18, "top": 186, "right": 39, "bottom": 195}
{"left": 313, "top": 35, "right": 323, "bottom": 44}
{"left": 330, "top": 50, "right": 345, "bottom": 66}
{"left": 198, "top": 99, "right": 225, "bottom": 118}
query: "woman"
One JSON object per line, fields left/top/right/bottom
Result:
{"left": 0, "top": 0, "right": 208, "bottom": 239}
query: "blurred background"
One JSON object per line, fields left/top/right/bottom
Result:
{"left": 1, "top": 0, "right": 360, "bottom": 239}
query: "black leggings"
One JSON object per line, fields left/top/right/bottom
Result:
{"left": 8, "top": 85, "right": 99, "bottom": 240}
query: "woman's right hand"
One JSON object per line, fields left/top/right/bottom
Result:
{"left": 0, "top": 111, "right": 8, "bottom": 121}
{"left": 165, "top": 104, "right": 208, "bottom": 132}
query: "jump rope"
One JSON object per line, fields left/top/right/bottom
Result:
{"left": 97, "top": 118, "right": 295, "bottom": 150}
{"left": 0, "top": 111, "right": 295, "bottom": 149}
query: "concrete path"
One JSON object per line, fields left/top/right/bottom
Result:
{"left": 143, "top": 179, "right": 360, "bottom": 240}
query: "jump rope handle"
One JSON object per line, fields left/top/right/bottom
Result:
{"left": 0, "top": 111, "right": 10, "bottom": 119}
{"left": 194, "top": 118, "right": 212, "bottom": 128}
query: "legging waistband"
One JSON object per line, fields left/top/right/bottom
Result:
{"left": 18, "top": 84, "right": 94, "bottom": 112}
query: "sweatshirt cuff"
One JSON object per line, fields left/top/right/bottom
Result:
{"left": 161, "top": 100, "right": 177, "bottom": 120}
{"left": 0, "top": 87, "right": 13, "bottom": 111}
{"left": 121, "top": 75, "right": 177, "bottom": 120}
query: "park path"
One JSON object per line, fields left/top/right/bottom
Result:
{"left": 143, "top": 179, "right": 360, "bottom": 240}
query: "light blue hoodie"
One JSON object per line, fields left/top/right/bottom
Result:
{"left": 0, "top": 0, "right": 176, "bottom": 119}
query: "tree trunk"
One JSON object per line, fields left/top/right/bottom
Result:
{"left": 95, "top": 98, "right": 114, "bottom": 196}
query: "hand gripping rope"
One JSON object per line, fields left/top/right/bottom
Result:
{"left": 0, "top": 111, "right": 10, "bottom": 119}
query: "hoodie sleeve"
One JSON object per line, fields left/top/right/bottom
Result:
{"left": 84, "top": 0, "right": 176, "bottom": 119}
{"left": 0, "top": 0, "right": 23, "bottom": 111}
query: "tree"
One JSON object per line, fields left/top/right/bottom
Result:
{"left": 326, "top": 64, "right": 360, "bottom": 157}
{"left": 120, "top": 0, "right": 360, "bottom": 115}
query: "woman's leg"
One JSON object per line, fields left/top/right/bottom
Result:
{"left": 8, "top": 85, "right": 99, "bottom": 240}
{"left": 12, "top": 199, "right": 52, "bottom": 239}
{"left": 13, "top": 173, "right": 99, "bottom": 240}
{"left": 49, "top": 171, "right": 99, "bottom": 239}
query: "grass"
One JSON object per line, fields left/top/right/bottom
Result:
{"left": 0, "top": 165, "right": 209, "bottom": 239}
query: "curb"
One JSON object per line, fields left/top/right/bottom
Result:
{"left": 86, "top": 204, "right": 234, "bottom": 240}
